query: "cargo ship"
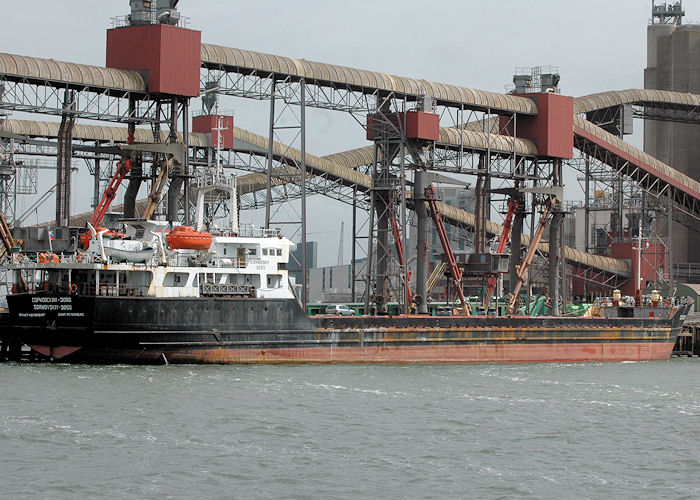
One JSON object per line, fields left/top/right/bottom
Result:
{"left": 2, "top": 215, "right": 688, "bottom": 364}
{"left": 1, "top": 161, "right": 688, "bottom": 365}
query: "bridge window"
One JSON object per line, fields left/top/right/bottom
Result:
{"left": 267, "top": 274, "right": 282, "bottom": 288}
{"left": 164, "top": 272, "right": 190, "bottom": 287}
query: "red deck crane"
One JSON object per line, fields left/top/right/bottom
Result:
{"left": 483, "top": 196, "right": 518, "bottom": 311}
{"left": 425, "top": 185, "right": 470, "bottom": 316}
{"left": 80, "top": 157, "right": 132, "bottom": 249}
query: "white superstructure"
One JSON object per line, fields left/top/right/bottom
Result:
{"left": 9, "top": 222, "right": 296, "bottom": 300}
{"left": 9, "top": 170, "right": 297, "bottom": 301}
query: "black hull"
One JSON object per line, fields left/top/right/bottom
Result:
{"left": 3, "top": 293, "right": 688, "bottom": 364}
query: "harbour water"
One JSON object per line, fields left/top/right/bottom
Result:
{"left": 1, "top": 360, "right": 699, "bottom": 499}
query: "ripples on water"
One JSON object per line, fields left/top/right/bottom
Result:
{"left": 1, "top": 360, "right": 699, "bottom": 499}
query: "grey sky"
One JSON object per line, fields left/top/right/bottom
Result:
{"left": 2, "top": 0, "right": 679, "bottom": 266}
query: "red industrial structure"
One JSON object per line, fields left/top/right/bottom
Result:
{"left": 192, "top": 114, "right": 235, "bottom": 149}
{"left": 106, "top": 23, "right": 201, "bottom": 97}
{"left": 366, "top": 111, "right": 440, "bottom": 142}
{"left": 500, "top": 93, "right": 574, "bottom": 159}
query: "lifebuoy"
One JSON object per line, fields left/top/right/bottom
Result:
{"left": 70, "top": 283, "right": 78, "bottom": 294}
{"left": 76, "top": 253, "right": 85, "bottom": 263}
{"left": 16, "top": 254, "right": 24, "bottom": 262}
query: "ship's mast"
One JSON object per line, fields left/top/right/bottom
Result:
{"left": 194, "top": 102, "right": 238, "bottom": 235}
{"left": 633, "top": 210, "right": 645, "bottom": 293}
{"left": 212, "top": 105, "right": 226, "bottom": 175}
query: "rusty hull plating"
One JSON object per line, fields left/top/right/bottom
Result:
{"left": 4, "top": 294, "right": 687, "bottom": 365}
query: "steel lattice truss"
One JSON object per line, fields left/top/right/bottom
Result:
{"left": 202, "top": 68, "right": 518, "bottom": 133}
{"left": 0, "top": 77, "right": 161, "bottom": 124}
{"left": 203, "top": 58, "right": 700, "bottom": 236}
{"left": 433, "top": 149, "right": 542, "bottom": 181}
{"left": 196, "top": 148, "right": 370, "bottom": 210}
{"left": 587, "top": 103, "right": 700, "bottom": 131}
{"left": 2, "top": 132, "right": 514, "bottom": 250}
{"left": 570, "top": 155, "right": 644, "bottom": 202}
{"left": 202, "top": 69, "right": 379, "bottom": 114}
{"left": 633, "top": 102, "right": 700, "bottom": 125}
{"left": 569, "top": 138, "right": 700, "bottom": 231}
{"left": 569, "top": 265, "right": 627, "bottom": 290}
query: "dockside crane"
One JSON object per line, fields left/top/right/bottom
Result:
{"left": 426, "top": 262, "right": 446, "bottom": 295}
{"left": 506, "top": 197, "right": 555, "bottom": 314}
{"left": 425, "top": 185, "right": 470, "bottom": 316}
{"left": 141, "top": 158, "right": 171, "bottom": 220}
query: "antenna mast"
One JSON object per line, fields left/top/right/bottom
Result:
{"left": 337, "top": 221, "right": 344, "bottom": 266}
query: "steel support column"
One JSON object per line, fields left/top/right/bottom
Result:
{"left": 549, "top": 208, "right": 563, "bottom": 315}
{"left": 300, "top": 79, "right": 307, "bottom": 310}
{"left": 364, "top": 147, "right": 377, "bottom": 314}
{"left": 414, "top": 169, "right": 429, "bottom": 314}
{"left": 351, "top": 188, "right": 357, "bottom": 303}
{"left": 584, "top": 155, "right": 590, "bottom": 252}
{"left": 474, "top": 155, "right": 487, "bottom": 254}
{"left": 366, "top": 104, "right": 403, "bottom": 315}
{"left": 549, "top": 159, "right": 564, "bottom": 315}
{"left": 668, "top": 188, "right": 674, "bottom": 294}
{"left": 183, "top": 99, "right": 191, "bottom": 226}
{"left": 123, "top": 156, "right": 142, "bottom": 218}
{"left": 123, "top": 101, "right": 140, "bottom": 218}
{"left": 92, "top": 157, "right": 101, "bottom": 210}
{"left": 167, "top": 98, "right": 181, "bottom": 222}
{"left": 56, "top": 90, "right": 75, "bottom": 226}
{"left": 374, "top": 170, "right": 391, "bottom": 314}
{"left": 265, "top": 80, "right": 276, "bottom": 228}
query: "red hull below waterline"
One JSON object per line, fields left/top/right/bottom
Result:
{"left": 29, "top": 345, "right": 82, "bottom": 359}
{"left": 37, "top": 341, "right": 674, "bottom": 364}
{"left": 183, "top": 342, "right": 676, "bottom": 364}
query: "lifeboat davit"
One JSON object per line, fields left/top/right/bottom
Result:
{"left": 166, "top": 226, "right": 213, "bottom": 250}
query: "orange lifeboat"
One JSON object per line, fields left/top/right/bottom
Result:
{"left": 165, "top": 226, "right": 213, "bottom": 250}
